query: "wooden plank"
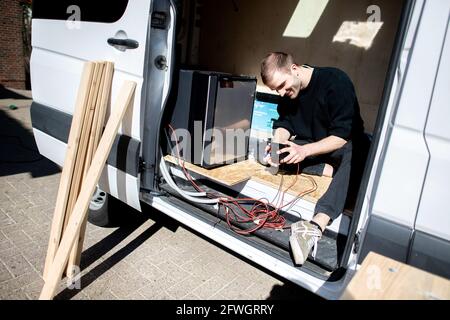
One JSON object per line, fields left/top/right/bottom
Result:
{"left": 83, "top": 62, "right": 107, "bottom": 179}
{"left": 67, "top": 61, "right": 114, "bottom": 276}
{"left": 42, "top": 62, "right": 95, "bottom": 280}
{"left": 164, "top": 155, "right": 332, "bottom": 203}
{"left": 341, "top": 252, "right": 450, "bottom": 300}
{"left": 39, "top": 80, "right": 136, "bottom": 300}
{"left": 61, "top": 62, "right": 104, "bottom": 279}
{"left": 250, "top": 166, "right": 332, "bottom": 204}
{"left": 65, "top": 61, "right": 106, "bottom": 277}
{"left": 93, "top": 62, "right": 114, "bottom": 149}
{"left": 63, "top": 62, "right": 105, "bottom": 232}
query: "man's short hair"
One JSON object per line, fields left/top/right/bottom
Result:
{"left": 260, "top": 52, "right": 296, "bottom": 85}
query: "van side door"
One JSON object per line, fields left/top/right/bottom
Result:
{"left": 30, "top": 0, "right": 153, "bottom": 211}
{"left": 358, "top": 0, "right": 450, "bottom": 278}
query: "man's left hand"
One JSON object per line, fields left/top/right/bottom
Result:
{"left": 279, "top": 141, "right": 311, "bottom": 164}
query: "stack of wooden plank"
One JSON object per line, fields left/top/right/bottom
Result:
{"left": 40, "top": 61, "right": 137, "bottom": 299}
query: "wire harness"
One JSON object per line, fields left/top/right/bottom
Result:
{"left": 160, "top": 125, "right": 318, "bottom": 235}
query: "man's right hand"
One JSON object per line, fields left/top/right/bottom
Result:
{"left": 263, "top": 144, "right": 279, "bottom": 167}
{"left": 265, "top": 128, "right": 291, "bottom": 167}
{"left": 263, "top": 144, "right": 271, "bottom": 163}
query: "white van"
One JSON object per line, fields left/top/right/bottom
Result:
{"left": 30, "top": 0, "right": 450, "bottom": 299}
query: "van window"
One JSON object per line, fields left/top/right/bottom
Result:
{"left": 32, "top": 0, "right": 129, "bottom": 23}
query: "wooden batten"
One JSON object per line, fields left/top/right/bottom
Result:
{"left": 66, "top": 62, "right": 114, "bottom": 277}
{"left": 40, "top": 80, "right": 136, "bottom": 300}
{"left": 42, "top": 62, "right": 95, "bottom": 281}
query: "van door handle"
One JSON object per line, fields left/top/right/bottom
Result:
{"left": 107, "top": 38, "right": 139, "bottom": 50}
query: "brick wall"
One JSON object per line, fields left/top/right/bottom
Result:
{"left": 0, "top": 0, "right": 26, "bottom": 90}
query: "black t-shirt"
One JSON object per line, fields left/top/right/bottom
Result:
{"left": 272, "top": 66, "right": 365, "bottom": 144}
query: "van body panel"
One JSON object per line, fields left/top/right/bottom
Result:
{"left": 31, "top": 2, "right": 150, "bottom": 82}
{"left": 32, "top": 129, "right": 68, "bottom": 167}
{"left": 351, "top": 0, "right": 421, "bottom": 272}
{"left": 371, "top": 127, "right": 429, "bottom": 227}
{"left": 417, "top": 22, "right": 450, "bottom": 242}
{"left": 393, "top": 1, "right": 449, "bottom": 131}
{"left": 370, "top": 0, "right": 449, "bottom": 228}
{"left": 409, "top": 231, "right": 450, "bottom": 279}
{"left": 30, "top": 102, "right": 72, "bottom": 143}
{"left": 98, "top": 165, "right": 142, "bottom": 211}
{"left": 31, "top": 102, "right": 141, "bottom": 178}
{"left": 358, "top": 215, "right": 412, "bottom": 264}
{"left": 140, "top": 0, "right": 174, "bottom": 190}
{"left": 359, "top": 0, "right": 450, "bottom": 278}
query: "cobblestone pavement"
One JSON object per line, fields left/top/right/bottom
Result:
{"left": 0, "top": 88, "right": 320, "bottom": 300}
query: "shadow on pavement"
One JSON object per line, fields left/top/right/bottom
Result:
{"left": 267, "top": 282, "right": 323, "bottom": 300}
{"left": 0, "top": 109, "right": 60, "bottom": 178}
{"left": 0, "top": 84, "right": 31, "bottom": 100}
{"left": 54, "top": 204, "right": 180, "bottom": 300}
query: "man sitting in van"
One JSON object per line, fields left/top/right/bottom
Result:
{"left": 261, "top": 52, "right": 370, "bottom": 265}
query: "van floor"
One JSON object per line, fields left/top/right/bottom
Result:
{"left": 159, "top": 174, "right": 348, "bottom": 273}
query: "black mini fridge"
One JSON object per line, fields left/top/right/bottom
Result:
{"left": 168, "top": 70, "right": 257, "bottom": 169}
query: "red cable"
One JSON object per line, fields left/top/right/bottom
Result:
{"left": 166, "top": 124, "right": 318, "bottom": 235}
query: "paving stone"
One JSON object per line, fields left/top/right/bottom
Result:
{"left": 124, "top": 291, "right": 146, "bottom": 300}
{"left": 22, "top": 279, "right": 45, "bottom": 300}
{"left": 24, "top": 255, "right": 45, "bottom": 275}
{"left": 203, "top": 260, "right": 240, "bottom": 280}
{"left": 0, "top": 288, "right": 29, "bottom": 300}
{"left": 150, "top": 290, "right": 175, "bottom": 300}
{"left": 4, "top": 230, "right": 33, "bottom": 248}
{"left": 245, "top": 280, "right": 283, "bottom": 300}
{"left": 155, "top": 260, "right": 191, "bottom": 284}
{"left": 9, "top": 211, "right": 33, "bottom": 225}
{"left": 138, "top": 274, "right": 178, "bottom": 299}
{"left": 165, "top": 275, "right": 204, "bottom": 299}
{"left": 0, "top": 271, "right": 41, "bottom": 293}
{"left": 88, "top": 290, "right": 119, "bottom": 300}
{"left": 116, "top": 267, "right": 150, "bottom": 293}
{"left": 78, "top": 272, "right": 116, "bottom": 299}
{"left": 181, "top": 293, "right": 202, "bottom": 300}
{"left": 208, "top": 292, "right": 229, "bottom": 300}
{"left": 168, "top": 248, "right": 203, "bottom": 267}
{"left": 0, "top": 239, "right": 14, "bottom": 252}
{"left": 108, "top": 274, "right": 145, "bottom": 299}
{"left": 215, "top": 275, "right": 257, "bottom": 299}
{"left": 2, "top": 253, "right": 34, "bottom": 277}
{"left": 0, "top": 261, "right": 14, "bottom": 282}
{"left": 0, "top": 247, "right": 20, "bottom": 260}
{"left": 192, "top": 276, "right": 233, "bottom": 300}
{"left": 134, "top": 259, "right": 169, "bottom": 282}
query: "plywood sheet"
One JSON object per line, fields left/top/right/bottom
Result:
{"left": 341, "top": 252, "right": 450, "bottom": 300}
{"left": 164, "top": 155, "right": 332, "bottom": 203}
{"left": 251, "top": 165, "right": 332, "bottom": 203}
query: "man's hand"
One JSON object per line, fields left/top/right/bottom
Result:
{"left": 278, "top": 141, "right": 311, "bottom": 164}
{"left": 263, "top": 144, "right": 275, "bottom": 166}
{"left": 264, "top": 128, "right": 292, "bottom": 167}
